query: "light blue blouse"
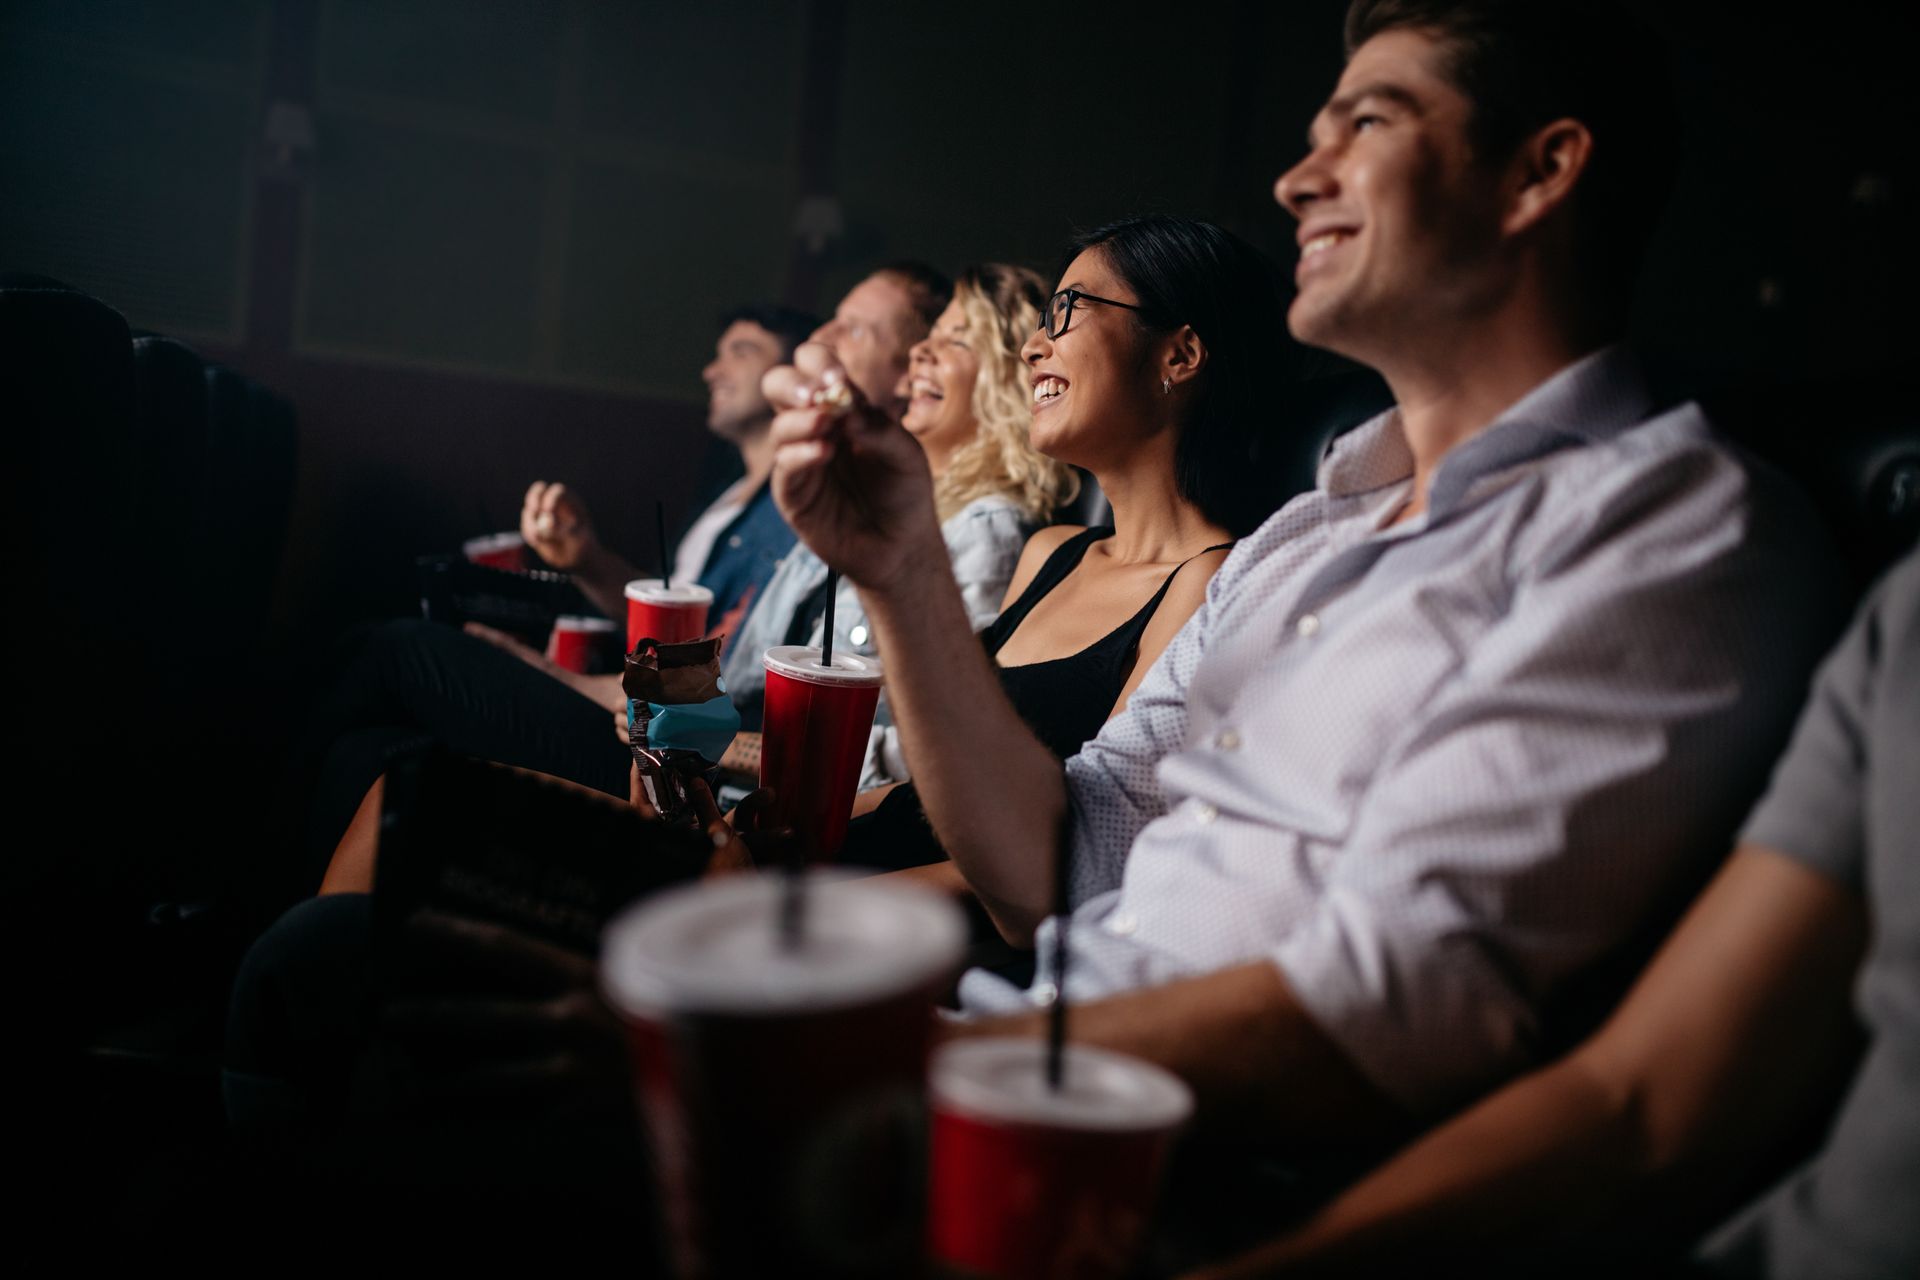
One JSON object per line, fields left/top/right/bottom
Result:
{"left": 720, "top": 494, "right": 1037, "bottom": 758}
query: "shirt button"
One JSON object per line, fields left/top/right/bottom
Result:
{"left": 1296, "top": 613, "right": 1321, "bottom": 638}
{"left": 1107, "top": 912, "right": 1137, "bottom": 937}
{"left": 1030, "top": 982, "right": 1059, "bottom": 1006}
{"left": 1215, "top": 729, "right": 1241, "bottom": 751}
{"left": 728, "top": 534, "right": 743, "bottom": 548}
{"left": 848, "top": 624, "right": 869, "bottom": 645}
{"left": 1193, "top": 801, "right": 1219, "bottom": 825}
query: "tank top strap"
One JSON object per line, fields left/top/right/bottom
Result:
{"left": 1099, "top": 539, "right": 1237, "bottom": 654}
{"left": 981, "top": 526, "right": 1114, "bottom": 654}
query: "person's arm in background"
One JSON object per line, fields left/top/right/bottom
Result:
{"left": 462, "top": 621, "right": 623, "bottom": 711}
{"left": 1181, "top": 848, "right": 1868, "bottom": 1278}
{"left": 521, "top": 481, "right": 643, "bottom": 620}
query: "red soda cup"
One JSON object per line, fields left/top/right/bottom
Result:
{"left": 928, "top": 1038, "right": 1194, "bottom": 1280}
{"left": 545, "top": 614, "right": 619, "bottom": 674}
{"left": 624, "top": 578, "right": 713, "bottom": 651}
{"left": 759, "top": 644, "right": 884, "bottom": 861}
{"left": 602, "top": 873, "right": 967, "bottom": 1280}
{"left": 462, "top": 531, "right": 526, "bottom": 571}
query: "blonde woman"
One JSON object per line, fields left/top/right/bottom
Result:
{"left": 714, "top": 263, "right": 1073, "bottom": 774}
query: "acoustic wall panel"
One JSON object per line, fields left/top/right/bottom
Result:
{"left": 0, "top": 1, "right": 265, "bottom": 339}
{"left": 299, "top": 113, "right": 550, "bottom": 367}
{"left": 557, "top": 158, "right": 792, "bottom": 394}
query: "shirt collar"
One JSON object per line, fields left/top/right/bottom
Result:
{"left": 1317, "top": 344, "right": 1653, "bottom": 512}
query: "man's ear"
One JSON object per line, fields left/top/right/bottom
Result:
{"left": 1504, "top": 118, "right": 1593, "bottom": 237}
{"left": 1163, "top": 324, "right": 1209, "bottom": 389}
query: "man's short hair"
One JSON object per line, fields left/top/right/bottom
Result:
{"left": 1344, "top": 0, "right": 1678, "bottom": 312}
{"left": 872, "top": 260, "right": 953, "bottom": 339}
{"left": 718, "top": 304, "right": 822, "bottom": 361}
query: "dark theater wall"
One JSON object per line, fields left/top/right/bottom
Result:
{"left": 2, "top": 0, "right": 1912, "bottom": 634}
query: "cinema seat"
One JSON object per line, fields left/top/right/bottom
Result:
{"left": 1710, "top": 377, "right": 1920, "bottom": 587}
{"left": 202, "top": 365, "right": 297, "bottom": 653}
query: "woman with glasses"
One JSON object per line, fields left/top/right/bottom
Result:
{"left": 818, "top": 216, "right": 1299, "bottom": 878}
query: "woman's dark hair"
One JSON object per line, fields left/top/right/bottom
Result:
{"left": 1066, "top": 215, "right": 1300, "bottom": 537}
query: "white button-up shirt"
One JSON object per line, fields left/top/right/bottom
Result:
{"left": 958, "top": 347, "right": 1843, "bottom": 1116}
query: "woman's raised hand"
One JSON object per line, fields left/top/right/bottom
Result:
{"left": 762, "top": 342, "right": 944, "bottom": 592}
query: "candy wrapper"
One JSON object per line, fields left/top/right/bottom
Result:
{"left": 624, "top": 635, "right": 739, "bottom": 825}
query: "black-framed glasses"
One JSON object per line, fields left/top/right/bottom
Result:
{"left": 1041, "top": 288, "right": 1148, "bottom": 340}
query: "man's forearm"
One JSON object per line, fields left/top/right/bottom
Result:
{"left": 949, "top": 960, "right": 1410, "bottom": 1151}
{"left": 571, "top": 541, "right": 642, "bottom": 621}
{"left": 861, "top": 543, "right": 1067, "bottom": 944}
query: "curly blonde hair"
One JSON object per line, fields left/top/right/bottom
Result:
{"left": 932, "top": 264, "right": 1080, "bottom": 524}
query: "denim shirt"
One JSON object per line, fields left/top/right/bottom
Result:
{"left": 696, "top": 480, "right": 796, "bottom": 625}
{"left": 721, "top": 494, "right": 1036, "bottom": 734}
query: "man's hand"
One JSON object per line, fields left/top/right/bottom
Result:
{"left": 763, "top": 342, "right": 946, "bottom": 592}
{"left": 628, "top": 763, "right": 780, "bottom": 878}
{"left": 521, "top": 480, "right": 597, "bottom": 571}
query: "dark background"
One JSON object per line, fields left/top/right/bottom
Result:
{"left": 3, "top": 0, "right": 1913, "bottom": 638}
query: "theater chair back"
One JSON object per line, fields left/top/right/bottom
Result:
{"left": 0, "top": 274, "right": 138, "bottom": 767}
{"left": 202, "top": 365, "right": 297, "bottom": 651}
{"left": 130, "top": 335, "right": 216, "bottom": 672}
{"left": 1271, "top": 366, "right": 1395, "bottom": 507}
{"left": 1711, "top": 378, "right": 1920, "bottom": 589}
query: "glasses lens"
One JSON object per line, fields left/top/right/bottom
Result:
{"left": 1046, "top": 291, "right": 1072, "bottom": 339}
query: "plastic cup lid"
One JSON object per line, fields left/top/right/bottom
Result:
{"left": 624, "top": 578, "right": 713, "bottom": 605}
{"left": 763, "top": 644, "right": 884, "bottom": 686}
{"left": 931, "top": 1038, "right": 1194, "bottom": 1133}
{"left": 553, "top": 614, "right": 618, "bottom": 631}
{"left": 463, "top": 531, "right": 525, "bottom": 552}
{"left": 602, "top": 872, "right": 965, "bottom": 1018}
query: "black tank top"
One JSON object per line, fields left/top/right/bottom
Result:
{"left": 839, "top": 527, "right": 1231, "bottom": 871}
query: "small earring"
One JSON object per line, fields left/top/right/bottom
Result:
{"left": 1161, "top": 376, "right": 1172, "bottom": 395}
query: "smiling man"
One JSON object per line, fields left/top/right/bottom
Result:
{"left": 763, "top": 0, "right": 1843, "bottom": 1152}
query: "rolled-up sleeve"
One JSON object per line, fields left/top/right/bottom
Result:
{"left": 1273, "top": 446, "right": 1840, "bottom": 1115}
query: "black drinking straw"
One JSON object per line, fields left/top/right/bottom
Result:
{"left": 655, "top": 500, "right": 671, "bottom": 587}
{"left": 1046, "top": 805, "right": 1074, "bottom": 1090}
{"left": 819, "top": 569, "right": 839, "bottom": 668}
{"left": 778, "top": 828, "right": 806, "bottom": 951}
{"left": 780, "top": 574, "right": 838, "bottom": 952}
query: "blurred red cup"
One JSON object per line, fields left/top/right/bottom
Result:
{"left": 545, "top": 614, "right": 619, "bottom": 674}
{"left": 760, "top": 645, "right": 883, "bottom": 862}
{"left": 624, "top": 578, "right": 713, "bottom": 651}
{"left": 462, "top": 531, "right": 527, "bottom": 571}
{"left": 603, "top": 873, "right": 966, "bottom": 1280}
{"left": 928, "top": 1038, "right": 1194, "bottom": 1280}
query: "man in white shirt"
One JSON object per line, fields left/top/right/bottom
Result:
{"left": 762, "top": 0, "right": 1843, "bottom": 1147}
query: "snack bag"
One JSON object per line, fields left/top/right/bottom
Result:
{"left": 625, "top": 635, "right": 739, "bottom": 825}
